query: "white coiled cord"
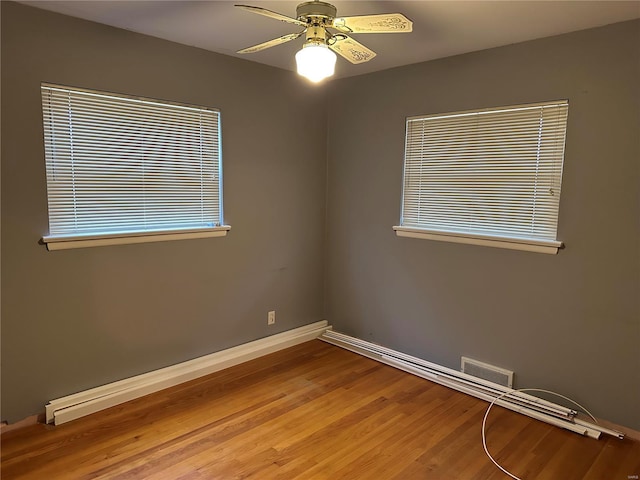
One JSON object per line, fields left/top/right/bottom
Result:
{"left": 481, "top": 388, "right": 598, "bottom": 480}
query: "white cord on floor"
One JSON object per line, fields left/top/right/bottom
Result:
{"left": 481, "top": 388, "right": 598, "bottom": 480}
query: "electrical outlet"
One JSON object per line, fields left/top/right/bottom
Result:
{"left": 268, "top": 310, "right": 276, "bottom": 325}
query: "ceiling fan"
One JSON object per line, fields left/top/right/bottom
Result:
{"left": 235, "top": 1, "right": 413, "bottom": 82}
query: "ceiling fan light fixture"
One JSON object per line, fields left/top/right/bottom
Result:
{"left": 295, "top": 43, "right": 336, "bottom": 83}
{"left": 236, "top": 2, "right": 412, "bottom": 81}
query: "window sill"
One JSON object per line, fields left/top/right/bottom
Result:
{"left": 42, "top": 226, "right": 231, "bottom": 251}
{"left": 392, "top": 226, "right": 562, "bottom": 255}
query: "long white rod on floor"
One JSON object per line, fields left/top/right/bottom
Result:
{"left": 319, "top": 330, "right": 624, "bottom": 440}
{"left": 321, "top": 335, "right": 596, "bottom": 438}
{"left": 322, "top": 330, "right": 575, "bottom": 418}
{"left": 573, "top": 418, "right": 626, "bottom": 439}
{"left": 382, "top": 355, "right": 599, "bottom": 438}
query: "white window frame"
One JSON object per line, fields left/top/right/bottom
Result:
{"left": 394, "top": 100, "right": 569, "bottom": 254}
{"left": 40, "top": 83, "right": 230, "bottom": 250}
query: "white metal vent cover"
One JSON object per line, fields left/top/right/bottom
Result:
{"left": 461, "top": 357, "right": 514, "bottom": 388}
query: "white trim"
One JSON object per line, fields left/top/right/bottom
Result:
{"left": 43, "top": 226, "right": 231, "bottom": 251}
{"left": 46, "top": 320, "right": 330, "bottom": 425}
{"left": 393, "top": 226, "right": 562, "bottom": 254}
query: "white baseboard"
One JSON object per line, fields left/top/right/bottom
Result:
{"left": 46, "top": 320, "right": 330, "bottom": 425}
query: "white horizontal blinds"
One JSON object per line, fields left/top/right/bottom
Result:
{"left": 41, "top": 84, "right": 222, "bottom": 237}
{"left": 402, "top": 101, "right": 568, "bottom": 242}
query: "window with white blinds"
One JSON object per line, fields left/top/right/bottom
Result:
{"left": 394, "top": 101, "right": 569, "bottom": 254}
{"left": 41, "top": 83, "right": 229, "bottom": 250}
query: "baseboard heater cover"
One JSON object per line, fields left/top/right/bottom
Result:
{"left": 46, "top": 320, "right": 330, "bottom": 425}
{"left": 319, "top": 330, "right": 624, "bottom": 440}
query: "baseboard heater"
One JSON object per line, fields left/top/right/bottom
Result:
{"left": 319, "top": 330, "right": 623, "bottom": 440}
{"left": 46, "top": 320, "right": 330, "bottom": 425}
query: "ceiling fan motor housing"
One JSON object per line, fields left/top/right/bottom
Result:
{"left": 296, "top": 1, "right": 337, "bottom": 22}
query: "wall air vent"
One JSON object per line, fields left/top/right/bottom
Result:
{"left": 461, "top": 357, "right": 514, "bottom": 388}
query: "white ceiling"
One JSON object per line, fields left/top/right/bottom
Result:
{"left": 22, "top": 1, "right": 640, "bottom": 79}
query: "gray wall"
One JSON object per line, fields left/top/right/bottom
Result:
{"left": 326, "top": 19, "right": 640, "bottom": 429}
{"left": 2, "top": 1, "right": 639, "bottom": 431}
{"left": 1, "top": 2, "right": 327, "bottom": 422}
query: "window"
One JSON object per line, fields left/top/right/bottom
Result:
{"left": 41, "top": 83, "right": 229, "bottom": 250}
{"left": 394, "top": 100, "right": 569, "bottom": 254}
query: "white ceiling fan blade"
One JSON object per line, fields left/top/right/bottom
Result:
{"left": 237, "top": 31, "right": 304, "bottom": 54}
{"left": 235, "top": 5, "right": 307, "bottom": 27}
{"left": 329, "top": 35, "right": 376, "bottom": 64}
{"left": 332, "top": 13, "right": 413, "bottom": 33}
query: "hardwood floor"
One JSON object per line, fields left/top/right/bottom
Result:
{"left": 2, "top": 340, "right": 639, "bottom": 479}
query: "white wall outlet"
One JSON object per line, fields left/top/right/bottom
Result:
{"left": 268, "top": 310, "right": 276, "bottom": 325}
